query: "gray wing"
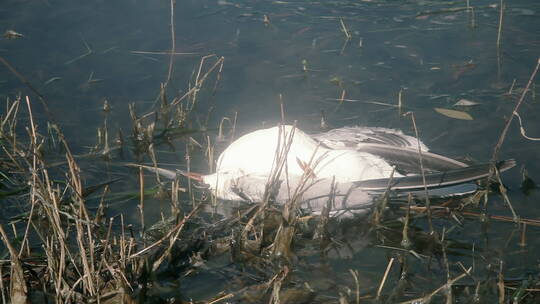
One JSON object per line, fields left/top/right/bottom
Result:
{"left": 354, "top": 143, "right": 468, "bottom": 173}
{"left": 312, "top": 126, "right": 429, "bottom": 151}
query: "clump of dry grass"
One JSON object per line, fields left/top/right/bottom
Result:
{"left": 0, "top": 54, "right": 227, "bottom": 302}
{"left": 0, "top": 96, "right": 141, "bottom": 303}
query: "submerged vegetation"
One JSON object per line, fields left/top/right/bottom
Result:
{"left": 1, "top": 0, "right": 540, "bottom": 303}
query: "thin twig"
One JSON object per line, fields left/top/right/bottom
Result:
{"left": 490, "top": 58, "right": 539, "bottom": 169}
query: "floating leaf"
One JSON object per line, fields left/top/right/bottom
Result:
{"left": 434, "top": 108, "right": 473, "bottom": 120}
{"left": 3, "top": 30, "right": 24, "bottom": 40}
{"left": 454, "top": 99, "right": 480, "bottom": 107}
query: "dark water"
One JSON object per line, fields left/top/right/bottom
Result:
{"left": 1, "top": 0, "right": 540, "bottom": 302}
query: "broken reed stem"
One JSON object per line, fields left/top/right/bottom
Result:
{"left": 491, "top": 58, "right": 540, "bottom": 170}
{"left": 19, "top": 96, "right": 38, "bottom": 257}
{"left": 377, "top": 257, "right": 395, "bottom": 299}
{"left": 372, "top": 166, "right": 395, "bottom": 226}
{"left": 0, "top": 264, "right": 5, "bottom": 304}
{"left": 339, "top": 89, "right": 346, "bottom": 105}
{"left": 339, "top": 18, "right": 351, "bottom": 40}
{"left": 164, "top": 0, "right": 176, "bottom": 87}
{"left": 316, "top": 177, "right": 334, "bottom": 245}
{"left": 212, "top": 56, "right": 225, "bottom": 96}
{"left": 171, "top": 55, "right": 224, "bottom": 107}
{"left": 441, "top": 228, "right": 452, "bottom": 304}
{"left": 184, "top": 142, "right": 199, "bottom": 208}
{"left": 130, "top": 204, "right": 200, "bottom": 259}
{"left": 1, "top": 97, "right": 21, "bottom": 138}
{"left": 400, "top": 268, "right": 471, "bottom": 304}
{"left": 495, "top": 168, "right": 518, "bottom": 221}
{"left": 0, "top": 224, "right": 28, "bottom": 303}
{"left": 217, "top": 117, "right": 231, "bottom": 141}
{"left": 139, "top": 166, "right": 145, "bottom": 237}
{"left": 498, "top": 261, "right": 505, "bottom": 303}
{"left": 244, "top": 125, "right": 294, "bottom": 231}
{"left": 404, "top": 111, "right": 434, "bottom": 234}
{"left": 496, "top": 0, "right": 504, "bottom": 47}
{"left": 519, "top": 223, "right": 527, "bottom": 247}
{"left": 170, "top": 179, "right": 181, "bottom": 216}
{"left": 279, "top": 93, "right": 285, "bottom": 123}
{"left": 349, "top": 269, "right": 360, "bottom": 304}
{"left": 400, "top": 193, "right": 412, "bottom": 249}
{"left": 206, "top": 293, "right": 234, "bottom": 304}
{"left": 469, "top": 6, "right": 475, "bottom": 29}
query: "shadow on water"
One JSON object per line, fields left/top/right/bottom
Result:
{"left": 1, "top": 0, "right": 540, "bottom": 302}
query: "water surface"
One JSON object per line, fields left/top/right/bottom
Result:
{"left": 1, "top": 0, "right": 539, "bottom": 302}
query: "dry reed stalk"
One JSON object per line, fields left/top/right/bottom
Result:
{"left": 404, "top": 111, "right": 434, "bottom": 234}
{"left": 441, "top": 228, "right": 452, "bottom": 304}
{"left": 206, "top": 293, "right": 234, "bottom": 304}
{"left": 376, "top": 257, "right": 395, "bottom": 299}
{"left": 212, "top": 56, "right": 225, "bottom": 96}
{"left": 171, "top": 56, "right": 225, "bottom": 107}
{"left": 468, "top": 7, "right": 476, "bottom": 29}
{"left": 488, "top": 58, "right": 540, "bottom": 221}
{"left": 349, "top": 269, "right": 360, "bottom": 304}
{"left": 217, "top": 117, "right": 232, "bottom": 141}
{"left": 315, "top": 177, "right": 334, "bottom": 246}
{"left": 18, "top": 96, "right": 38, "bottom": 257}
{"left": 519, "top": 223, "right": 527, "bottom": 247}
{"left": 206, "top": 135, "right": 214, "bottom": 172}
{"left": 97, "top": 218, "right": 115, "bottom": 275}
{"left": 0, "top": 97, "right": 21, "bottom": 136}
{"left": 240, "top": 124, "right": 295, "bottom": 242}
{"left": 371, "top": 166, "right": 395, "bottom": 226}
{"left": 495, "top": 169, "right": 517, "bottom": 221}
{"left": 164, "top": 0, "right": 176, "bottom": 87}
{"left": 129, "top": 205, "right": 200, "bottom": 260}
{"left": 272, "top": 161, "right": 321, "bottom": 259}
{"left": 400, "top": 193, "right": 412, "bottom": 249}
{"left": 339, "top": 18, "right": 351, "bottom": 40}
{"left": 0, "top": 264, "right": 6, "bottom": 303}
{"left": 339, "top": 89, "right": 346, "bottom": 105}
{"left": 498, "top": 261, "right": 505, "bottom": 304}
{"left": 491, "top": 58, "right": 540, "bottom": 164}
{"left": 496, "top": 0, "right": 504, "bottom": 47}
{"left": 171, "top": 179, "right": 181, "bottom": 216}
{"left": 0, "top": 224, "right": 27, "bottom": 303}
{"left": 139, "top": 167, "right": 145, "bottom": 237}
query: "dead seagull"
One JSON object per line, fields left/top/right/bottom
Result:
{"left": 138, "top": 125, "right": 515, "bottom": 215}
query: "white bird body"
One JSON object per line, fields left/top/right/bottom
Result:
{"left": 203, "top": 125, "right": 420, "bottom": 200}
{"left": 135, "top": 124, "right": 515, "bottom": 215}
